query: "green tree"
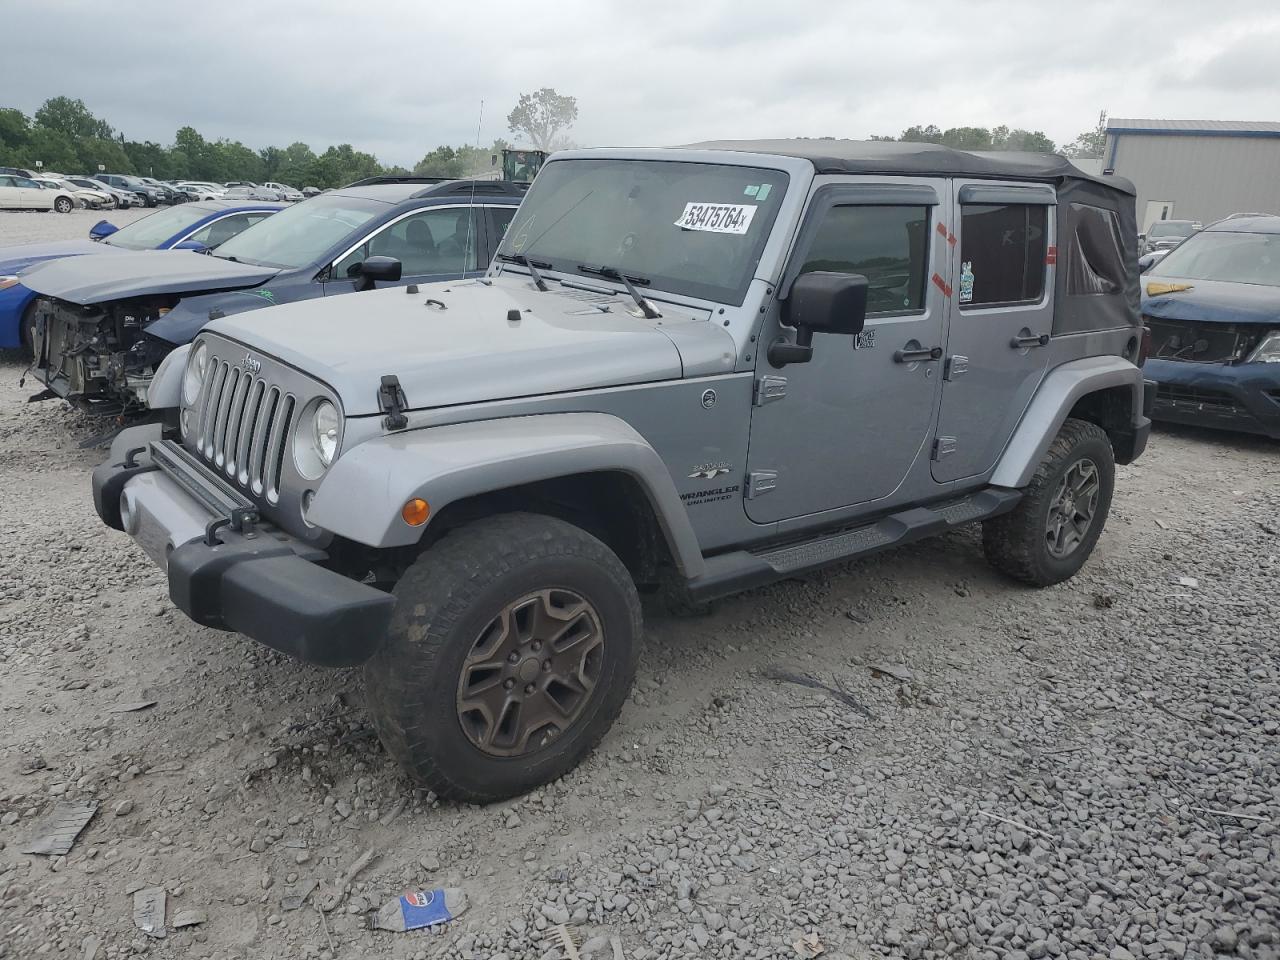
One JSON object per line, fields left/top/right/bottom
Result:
{"left": 507, "top": 88, "right": 578, "bottom": 151}
{"left": 75, "top": 137, "right": 134, "bottom": 175}
{"left": 18, "top": 127, "right": 81, "bottom": 172}
{"left": 1064, "top": 111, "right": 1107, "bottom": 159}
{"left": 34, "top": 96, "right": 113, "bottom": 140}
{"left": 0, "top": 107, "right": 31, "bottom": 151}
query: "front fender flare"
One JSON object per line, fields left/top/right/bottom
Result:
{"left": 991, "top": 356, "right": 1146, "bottom": 489}
{"left": 147, "top": 342, "right": 190, "bottom": 410}
{"left": 305, "top": 412, "right": 706, "bottom": 577}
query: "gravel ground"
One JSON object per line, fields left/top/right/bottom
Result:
{"left": 0, "top": 206, "right": 156, "bottom": 247}
{"left": 0, "top": 212, "right": 1276, "bottom": 960}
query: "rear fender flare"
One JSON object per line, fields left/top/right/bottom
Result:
{"left": 305, "top": 412, "right": 706, "bottom": 577}
{"left": 991, "top": 356, "right": 1145, "bottom": 488}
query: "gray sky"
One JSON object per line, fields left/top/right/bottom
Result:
{"left": 7, "top": 0, "right": 1280, "bottom": 167}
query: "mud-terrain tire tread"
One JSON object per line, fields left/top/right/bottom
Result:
{"left": 364, "top": 512, "right": 642, "bottom": 803}
{"left": 982, "top": 418, "right": 1115, "bottom": 587}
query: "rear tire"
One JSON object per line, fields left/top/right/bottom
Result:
{"left": 982, "top": 418, "right": 1115, "bottom": 586}
{"left": 364, "top": 512, "right": 642, "bottom": 803}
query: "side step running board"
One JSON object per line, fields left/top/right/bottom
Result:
{"left": 686, "top": 488, "right": 1021, "bottom": 603}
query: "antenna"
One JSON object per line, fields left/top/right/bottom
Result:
{"left": 465, "top": 100, "right": 483, "bottom": 275}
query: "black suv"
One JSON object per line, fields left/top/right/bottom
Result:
{"left": 96, "top": 174, "right": 163, "bottom": 207}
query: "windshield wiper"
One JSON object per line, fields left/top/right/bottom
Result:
{"left": 496, "top": 252, "right": 551, "bottom": 292}
{"left": 577, "top": 264, "right": 661, "bottom": 319}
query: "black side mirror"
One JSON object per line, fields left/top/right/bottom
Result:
{"left": 770, "top": 272, "right": 869, "bottom": 367}
{"left": 352, "top": 256, "right": 402, "bottom": 292}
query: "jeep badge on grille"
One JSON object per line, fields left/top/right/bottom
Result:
{"left": 241, "top": 354, "right": 262, "bottom": 375}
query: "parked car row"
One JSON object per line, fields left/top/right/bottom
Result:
{"left": 0, "top": 166, "right": 316, "bottom": 211}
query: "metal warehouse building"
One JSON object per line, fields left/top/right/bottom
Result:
{"left": 1104, "top": 118, "right": 1280, "bottom": 231}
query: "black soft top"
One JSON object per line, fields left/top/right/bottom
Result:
{"left": 686, "top": 139, "right": 1135, "bottom": 196}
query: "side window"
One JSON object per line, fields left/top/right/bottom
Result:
{"left": 959, "top": 204, "right": 1047, "bottom": 308}
{"left": 0, "top": 176, "right": 14, "bottom": 188}
{"left": 16, "top": 177, "right": 39, "bottom": 188}
{"left": 487, "top": 206, "right": 517, "bottom": 243}
{"left": 798, "top": 205, "right": 930, "bottom": 316}
{"left": 1066, "top": 203, "right": 1125, "bottom": 296}
{"left": 187, "top": 214, "right": 256, "bottom": 248}
{"left": 333, "top": 207, "right": 479, "bottom": 279}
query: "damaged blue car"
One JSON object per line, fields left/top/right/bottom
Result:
{"left": 1142, "top": 215, "right": 1280, "bottom": 438}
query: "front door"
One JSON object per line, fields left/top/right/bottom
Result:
{"left": 745, "top": 179, "right": 949, "bottom": 524}
{"left": 325, "top": 205, "right": 491, "bottom": 295}
{"left": 932, "top": 183, "right": 1055, "bottom": 483}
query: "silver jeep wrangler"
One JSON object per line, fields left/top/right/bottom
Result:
{"left": 92, "top": 141, "right": 1154, "bottom": 801}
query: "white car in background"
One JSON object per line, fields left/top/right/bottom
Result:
{"left": 0, "top": 174, "right": 79, "bottom": 212}
{"left": 36, "top": 176, "right": 113, "bottom": 210}
{"left": 177, "top": 181, "right": 227, "bottom": 201}
{"left": 262, "top": 181, "right": 304, "bottom": 202}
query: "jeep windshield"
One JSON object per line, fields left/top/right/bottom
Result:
{"left": 498, "top": 158, "right": 789, "bottom": 305}
{"left": 210, "top": 194, "right": 384, "bottom": 269}
{"left": 1150, "top": 230, "right": 1280, "bottom": 287}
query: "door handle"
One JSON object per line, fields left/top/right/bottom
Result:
{"left": 1010, "top": 333, "right": 1050, "bottom": 349}
{"left": 894, "top": 345, "right": 943, "bottom": 363}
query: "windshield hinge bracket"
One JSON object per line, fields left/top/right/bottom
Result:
{"left": 378, "top": 375, "right": 409, "bottom": 431}
{"left": 754, "top": 375, "right": 787, "bottom": 406}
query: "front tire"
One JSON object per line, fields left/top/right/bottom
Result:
{"left": 364, "top": 512, "right": 642, "bottom": 803}
{"left": 54, "top": 197, "right": 73, "bottom": 213}
{"left": 982, "top": 418, "right": 1115, "bottom": 586}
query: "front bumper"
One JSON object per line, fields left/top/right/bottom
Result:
{"left": 1143, "top": 357, "right": 1280, "bottom": 438}
{"left": 92, "top": 426, "right": 395, "bottom": 667}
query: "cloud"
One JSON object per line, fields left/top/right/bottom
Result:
{"left": 4, "top": 0, "right": 1279, "bottom": 166}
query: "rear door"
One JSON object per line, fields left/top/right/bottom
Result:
{"left": 932, "top": 183, "right": 1055, "bottom": 483}
{"left": 0, "top": 176, "right": 17, "bottom": 209}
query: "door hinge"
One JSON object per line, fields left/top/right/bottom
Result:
{"left": 746, "top": 470, "right": 778, "bottom": 498}
{"left": 944, "top": 355, "right": 969, "bottom": 380}
{"left": 932, "top": 437, "right": 957, "bottom": 460}
{"left": 753, "top": 375, "right": 787, "bottom": 406}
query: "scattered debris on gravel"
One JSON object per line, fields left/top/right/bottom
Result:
{"left": 0, "top": 211, "right": 1276, "bottom": 959}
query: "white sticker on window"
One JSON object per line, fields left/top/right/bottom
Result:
{"left": 675, "top": 202, "right": 757, "bottom": 235}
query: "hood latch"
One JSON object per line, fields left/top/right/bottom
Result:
{"left": 378, "top": 375, "right": 408, "bottom": 431}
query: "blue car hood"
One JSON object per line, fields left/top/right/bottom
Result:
{"left": 20, "top": 250, "right": 281, "bottom": 305}
{"left": 1143, "top": 276, "right": 1280, "bottom": 326}
{"left": 0, "top": 239, "right": 114, "bottom": 274}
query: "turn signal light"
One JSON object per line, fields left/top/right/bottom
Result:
{"left": 401, "top": 498, "right": 430, "bottom": 526}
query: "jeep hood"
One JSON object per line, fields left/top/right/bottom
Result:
{"left": 19, "top": 249, "right": 280, "bottom": 305}
{"left": 0, "top": 239, "right": 115, "bottom": 275}
{"left": 1143, "top": 276, "right": 1280, "bottom": 326}
{"left": 209, "top": 278, "right": 736, "bottom": 416}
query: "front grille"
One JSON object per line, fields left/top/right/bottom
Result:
{"left": 193, "top": 358, "right": 296, "bottom": 503}
{"left": 1146, "top": 316, "right": 1261, "bottom": 365}
{"left": 1156, "top": 384, "right": 1238, "bottom": 410}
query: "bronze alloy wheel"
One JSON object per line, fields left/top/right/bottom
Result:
{"left": 1045, "top": 457, "right": 1100, "bottom": 559}
{"left": 456, "top": 588, "right": 605, "bottom": 758}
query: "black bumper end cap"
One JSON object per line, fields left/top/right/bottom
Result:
{"left": 168, "top": 537, "right": 395, "bottom": 668}
{"left": 92, "top": 459, "right": 155, "bottom": 531}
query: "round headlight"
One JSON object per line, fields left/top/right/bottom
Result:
{"left": 182, "top": 342, "right": 208, "bottom": 406}
{"left": 313, "top": 401, "right": 339, "bottom": 466}
{"left": 293, "top": 399, "right": 340, "bottom": 480}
